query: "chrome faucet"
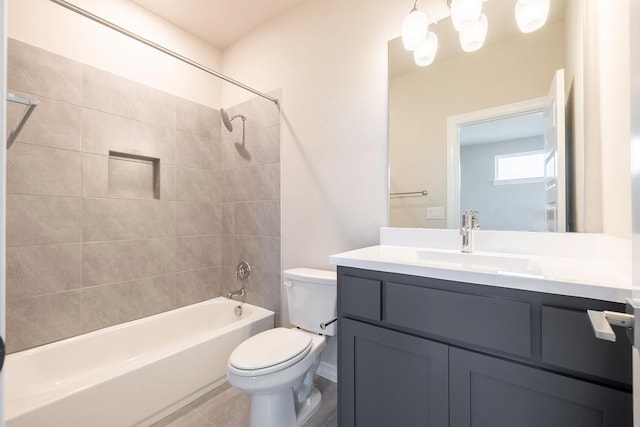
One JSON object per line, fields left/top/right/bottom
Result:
{"left": 226, "top": 287, "right": 246, "bottom": 300}
{"left": 227, "top": 261, "right": 250, "bottom": 299}
{"left": 460, "top": 210, "right": 479, "bottom": 253}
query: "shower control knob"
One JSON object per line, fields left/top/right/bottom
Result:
{"left": 236, "top": 261, "right": 251, "bottom": 281}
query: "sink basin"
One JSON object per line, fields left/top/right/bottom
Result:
{"left": 416, "top": 249, "right": 540, "bottom": 275}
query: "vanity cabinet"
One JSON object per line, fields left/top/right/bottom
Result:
{"left": 337, "top": 267, "right": 632, "bottom": 427}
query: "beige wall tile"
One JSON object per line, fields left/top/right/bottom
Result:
{"left": 219, "top": 135, "right": 236, "bottom": 171}
{"left": 244, "top": 271, "right": 281, "bottom": 314}
{"left": 220, "top": 170, "right": 234, "bottom": 202}
{"left": 83, "top": 65, "right": 175, "bottom": 128}
{"left": 8, "top": 38, "right": 82, "bottom": 104}
{"left": 176, "top": 235, "right": 221, "bottom": 272}
{"left": 176, "top": 202, "right": 220, "bottom": 236}
{"left": 221, "top": 203, "right": 234, "bottom": 234}
{"left": 6, "top": 290, "right": 82, "bottom": 353}
{"left": 7, "top": 93, "right": 81, "bottom": 150}
{"left": 220, "top": 125, "right": 279, "bottom": 169}
{"left": 176, "top": 167, "right": 216, "bottom": 203}
{"left": 5, "top": 42, "right": 282, "bottom": 352}
{"left": 234, "top": 201, "right": 280, "bottom": 237}
{"left": 176, "top": 267, "right": 223, "bottom": 307}
{"left": 7, "top": 143, "right": 82, "bottom": 196}
{"left": 7, "top": 195, "right": 82, "bottom": 246}
{"left": 160, "top": 164, "right": 176, "bottom": 201}
{"left": 222, "top": 92, "right": 280, "bottom": 135}
{"left": 221, "top": 235, "right": 235, "bottom": 268}
{"left": 82, "top": 274, "right": 175, "bottom": 332}
{"left": 233, "top": 163, "right": 280, "bottom": 202}
{"left": 83, "top": 153, "right": 108, "bottom": 198}
{"left": 176, "top": 97, "right": 219, "bottom": 139}
{"left": 7, "top": 244, "right": 82, "bottom": 301}
{"left": 108, "top": 155, "right": 158, "bottom": 200}
{"left": 245, "top": 125, "right": 280, "bottom": 167}
{"left": 83, "top": 109, "right": 175, "bottom": 163}
{"left": 234, "top": 235, "right": 281, "bottom": 274}
{"left": 83, "top": 199, "right": 176, "bottom": 242}
{"left": 83, "top": 238, "right": 176, "bottom": 287}
{"left": 176, "top": 131, "right": 215, "bottom": 171}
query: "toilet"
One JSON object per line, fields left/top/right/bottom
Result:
{"left": 227, "top": 268, "right": 337, "bottom": 427}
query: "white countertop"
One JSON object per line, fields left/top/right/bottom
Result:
{"left": 329, "top": 229, "right": 633, "bottom": 303}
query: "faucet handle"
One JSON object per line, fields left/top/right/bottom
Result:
{"left": 471, "top": 211, "right": 479, "bottom": 229}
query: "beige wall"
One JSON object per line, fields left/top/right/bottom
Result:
{"left": 389, "top": 22, "right": 566, "bottom": 228}
{"left": 594, "top": 0, "right": 631, "bottom": 238}
{"left": 221, "top": 0, "right": 400, "bottom": 273}
{"left": 8, "top": 0, "right": 222, "bottom": 108}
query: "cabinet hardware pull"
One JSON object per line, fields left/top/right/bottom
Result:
{"left": 587, "top": 310, "right": 635, "bottom": 342}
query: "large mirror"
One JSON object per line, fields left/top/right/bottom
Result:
{"left": 389, "top": 0, "right": 591, "bottom": 232}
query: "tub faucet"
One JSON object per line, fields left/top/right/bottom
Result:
{"left": 460, "top": 210, "right": 479, "bottom": 253}
{"left": 227, "top": 287, "right": 246, "bottom": 300}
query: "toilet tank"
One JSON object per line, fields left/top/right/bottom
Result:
{"left": 284, "top": 268, "right": 337, "bottom": 336}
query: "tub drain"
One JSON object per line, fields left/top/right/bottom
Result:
{"left": 234, "top": 305, "right": 243, "bottom": 317}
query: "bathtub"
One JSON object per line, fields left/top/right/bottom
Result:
{"left": 5, "top": 297, "right": 274, "bottom": 427}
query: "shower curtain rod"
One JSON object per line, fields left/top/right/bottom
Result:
{"left": 6, "top": 92, "right": 39, "bottom": 149}
{"left": 49, "top": 0, "right": 279, "bottom": 106}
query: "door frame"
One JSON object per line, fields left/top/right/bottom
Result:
{"left": 446, "top": 97, "right": 546, "bottom": 228}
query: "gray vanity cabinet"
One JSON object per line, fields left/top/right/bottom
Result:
{"left": 340, "top": 318, "right": 449, "bottom": 427}
{"left": 337, "top": 266, "right": 632, "bottom": 427}
{"left": 449, "top": 348, "right": 632, "bottom": 427}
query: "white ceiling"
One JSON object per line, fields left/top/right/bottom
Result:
{"left": 130, "top": 0, "right": 307, "bottom": 49}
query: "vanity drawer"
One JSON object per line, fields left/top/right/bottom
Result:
{"left": 541, "top": 305, "right": 631, "bottom": 385}
{"left": 340, "top": 275, "right": 382, "bottom": 321}
{"left": 385, "top": 282, "right": 531, "bottom": 357}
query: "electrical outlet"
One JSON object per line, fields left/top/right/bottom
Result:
{"left": 427, "top": 207, "right": 445, "bottom": 219}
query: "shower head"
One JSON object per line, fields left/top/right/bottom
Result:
{"left": 220, "top": 108, "right": 246, "bottom": 132}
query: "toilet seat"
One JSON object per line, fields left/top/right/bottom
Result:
{"left": 229, "top": 328, "right": 312, "bottom": 376}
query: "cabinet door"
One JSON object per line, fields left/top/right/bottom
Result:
{"left": 339, "top": 318, "right": 448, "bottom": 427}
{"left": 449, "top": 347, "right": 632, "bottom": 427}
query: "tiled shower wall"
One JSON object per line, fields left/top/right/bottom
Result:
{"left": 5, "top": 39, "right": 281, "bottom": 353}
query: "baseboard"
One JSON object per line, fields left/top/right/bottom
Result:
{"left": 317, "top": 361, "right": 337, "bottom": 383}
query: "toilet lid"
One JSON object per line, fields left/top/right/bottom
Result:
{"left": 229, "top": 328, "right": 312, "bottom": 371}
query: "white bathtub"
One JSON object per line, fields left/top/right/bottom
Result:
{"left": 5, "top": 297, "right": 274, "bottom": 427}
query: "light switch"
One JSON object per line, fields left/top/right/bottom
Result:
{"left": 427, "top": 207, "right": 445, "bottom": 219}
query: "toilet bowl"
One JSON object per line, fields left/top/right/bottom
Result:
{"left": 228, "top": 328, "right": 326, "bottom": 427}
{"left": 227, "top": 268, "right": 336, "bottom": 427}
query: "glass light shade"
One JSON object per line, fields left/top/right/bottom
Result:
{"left": 459, "top": 13, "right": 488, "bottom": 52}
{"left": 515, "top": 0, "right": 550, "bottom": 33}
{"left": 402, "top": 9, "right": 429, "bottom": 51}
{"left": 451, "top": 0, "right": 483, "bottom": 32}
{"left": 413, "top": 31, "right": 439, "bottom": 66}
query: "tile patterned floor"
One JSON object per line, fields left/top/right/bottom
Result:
{"left": 151, "top": 376, "right": 337, "bottom": 427}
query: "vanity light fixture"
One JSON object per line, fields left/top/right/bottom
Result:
{"left": 459, "top": 12, "right": 488, "bottom": 52}
{"left": 450, "top": 0, "right": 483, "bottom": 32}
{"left": 402, "top": 0, "right": 549, "bottom": 67}
{"left": 414, "top": 31, "right": 439, "bottom": 66}
{"left": 401, "top": 0, "right": 429, "bottom": 51}
{"left": 515, "top": 0, "right": 551, "bottom": 33}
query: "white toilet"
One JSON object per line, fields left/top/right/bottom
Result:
{"left": 227, "top": 268, "right": 337, "bottom": 427}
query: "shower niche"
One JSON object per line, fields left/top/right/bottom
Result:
{"left": 108, "top": 151, "right": 160, "bottom": 200}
